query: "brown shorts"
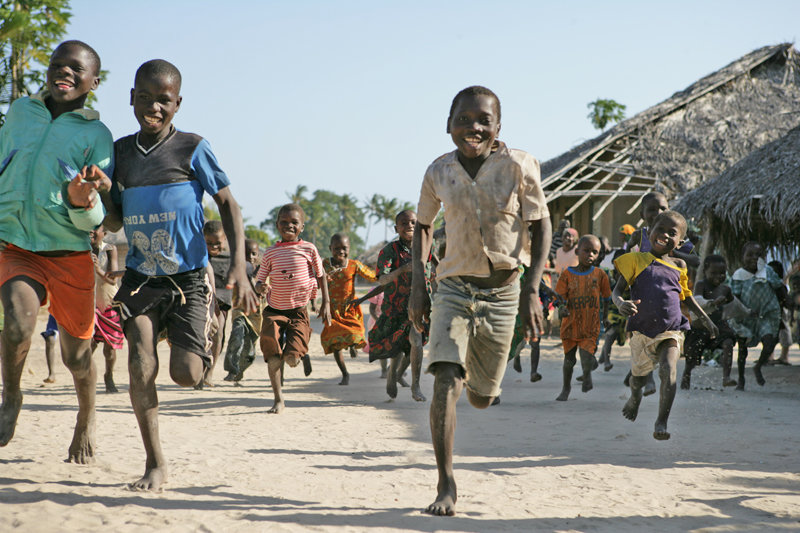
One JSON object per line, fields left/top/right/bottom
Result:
{"left": 260, "top": 305, "right": 310, "bottom": 366}
{"left": 562, "top": 337, "right": 599, "bottom": 355}
{"left": 0, "top": 244, "right": 95, "bottom": 339}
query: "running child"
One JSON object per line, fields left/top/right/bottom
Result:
{"left": 223, "top": 238, "right": 264, "bottom": 383}
{"left": 204, "top": 219, "right": 232, "bottom": 386}
{"left": 612, "top": 210, "right": 717, "bottom": 440}
{"left": 369, "top": 210, "right": 432, "bottom": 402}
{"left": 409, "top": 86, "right": 551, "bottom": 516}
{"left": 41, "top": 314, "right": 60, "bottom": 384}
{"left": 90, "top": 225, "right": 123, "bottom": 393}
{"left": 681, "top": 254, "right": 737, "bottom": 389}
{"left": 255, "top": 203, "right": 331, "bottom": 414}
{"left": 554, "top": 235, "right": 611, "bottom": 401}
{"left": 727, "top": 242, "right": 785, "bottom": 389}
{"left": 95, "top": 59, "right": 257, "bottom": 490}
{"left": 322, "top": 233, "right": 377, "bottom": 385}
{"left": 0, "top": 40, "right": 113, "bottom": 462}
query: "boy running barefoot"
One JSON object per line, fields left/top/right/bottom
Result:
{"left": 0, "top": 41, "right": 113, "bottom": 463}
{"left": 554, "top": 235, "right": 611, "bottom": 401}
{"left": 613, "top": 211, "right": 717, "bottom": 440}
{"left": 410, "top": 86, "right": 551, "bottom": 516}
{"left": 255, "top": 204, "right": 331, "bottom": 413}
{"left": 97, "top": 59, "right": 257, "bottom": 490}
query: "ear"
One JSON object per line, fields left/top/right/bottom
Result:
{"left": 677, "top": 238, "right": 686, "bottom": 248}
{"left": 130, "top": 88, "right": 135, "bottom": 106}
{"left": 175, "top": 95, "right": 182, "bottom": 112}
{"left": 90, "top": 76, "right": 101, "bottom": 91}
{"left": 446, "top": 117, "right": 451, "bottom": 134}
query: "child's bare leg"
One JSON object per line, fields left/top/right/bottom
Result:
{"left": 410, "top": 328, "right": 426, "bottom": 402}
{"left": 736, "top": 338, "right": 747, "bottom": 390}
{"left": 600, "top": 329, "right": 617, "bottom": 371}
{"left": 126, "top": 313, "right": 167, "bottom": 491}
{"left": 623, "top": 374, "right": 646, "bottom": 421}
{"left": 266, "top": 355, "right": 285, "bottom": 413}
{"left": 721, "top": 339, "right": 737, "bottom": 387}
{"left": 386, "top": 355, "right": 402, "bottom": 400}
{"left": 643, "top": 371, "right": 657, "bottom": 396}
{"left": 530, "top": 339, "right": 542, "bottom": 381}
{"left": 425, "top": 362, "right": 463, "bottom": 516}
{"left": 753, "top": 334, "right": 777, "bottom": 386}
{"left": 0, "top": 278, "right": 43, "bottom": 446}
{"left": 379, "top": 358, "right": 388, "bottom": 379}
{"left": 396, "top": 352, "right": 410, "bottom": 387}
{"left": 59, "top": 329, "right": 97, "bottom": 464}
{"left": 44, "top": 335, "right": 58, "bottom": 383}
{"left": 103, "top": 343, "right": 119, "bottom": 393}
{"left": 654, "top": 339, "right": 679, "bottom": 440}
{"left": 511, "top": 341, "right": 523, "bottom": 373}
{"left": 681, "top": 339, "right": 699, "bottom": 390}
{"left": 579, "top": 349, "right": 594, "bottom": 392}
{"left": 204, "top": 310, "right": 227, "bottom": 386}
{"left": 333, "top": 350, "right": 349, "bottom": 385}
{"left": 556, "top": 347, "right": 576, "bottom": 401}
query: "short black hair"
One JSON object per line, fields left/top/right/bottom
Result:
{"left": 742, "top": 241, "right": 763, "bottom": 257}
{"left": 768, "top": 260, "right": 784, "bottom": 278}
{"left": 703, "top": 254, "right": 727, "bottom": 270}
{"left": 395, "top": 209, "right": 415, "bottom": 224}
{"left": 448, "top": 86, "right": 501, "bottom": 123}
{"left": 54, "top": 40, "right": 101, "bottom": 75}
{"left": 203, "top": 220, "right": 223, "bottom": 235}
{"left": 135, "top": 59, "right": 182, "bottom": 91}
{"left": 641, "top": 191, "right": 667, "bottom": 207}
{"left": 330, "top": 232, "right": 349, "bottom": 245}
{"left": 653, "top": 210, "right": 687, "bottom": 237}
{"left": 577, "top": 234, "right": 600, "bottom": 249}
{"left": 278, "top": 203, "right": 305, "bottom": 223}
{"left": 245, "top": 238, "right": 258, "bottom": 249}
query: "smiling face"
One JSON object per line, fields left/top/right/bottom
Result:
{"left": 329, "top": 236, "right": 350, "bottom": 267}
{"left": 204, "top": 230, "right": 226, "bottom": 257}
{"left": 46, "top": 43, "right": 100, "bottom": 115}
{"left": 562, "top": 231, "right": 576, "bottom": 250}
{"left": 277, "top": 209, "right": 304, "bottom": 242}
{"left": 89, "top": 225, "right": 105, "bottom": 248}
{"left": 648, "top": 214, "right": 686, "bottom": 257}
{"left": 742, "top": 244, "right": 763, "bottom": 273}
{"left": 394, "top": 211, "right": 417, "bottom": 243}
{"left": 641, "top": 195, "right": 669, "bottom": 228}
{"left": 245, "top": 241, "right": 260, "bottom": 266}
{"left": 704, "top": 261, "right": 727, "bottom": 288}
{"left": 448, "top": 93, "right": 501, "bottom": 163}
{"left": 575, "top": 236, "right": 601, "bottom": 268}
{"left": 131, "top": 74, "right": 182, "bottom": 144}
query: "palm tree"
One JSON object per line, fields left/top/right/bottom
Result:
{"left": 378, "top": 196, "right": 400, "bottom": 241}
{"left": 363, "top": 193, "right": 383, "bottom": 245}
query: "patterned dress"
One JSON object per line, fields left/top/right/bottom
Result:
{"left": 728, "top": 265, "right": 782, "bottom": 346}
{"left": 321, "top": 258, "right": 378, "bottom": 353}
{"left": 368, "top": 239, "right": 431, "bottom": 361}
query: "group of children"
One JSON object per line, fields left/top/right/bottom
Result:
{"left": 0, "top": 40, "right": 795, "bottom": 519}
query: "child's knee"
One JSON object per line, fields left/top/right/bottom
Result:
{"left": 466, "top": 388, "right": 493, "bottom": 409}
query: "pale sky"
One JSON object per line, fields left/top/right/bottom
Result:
{"left": 64, "top": 0, "right": 800, "bottom": 244}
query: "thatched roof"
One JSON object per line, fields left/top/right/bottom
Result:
{"left": 542, "top": 43, "right": 800, "bottom": 223}
{"left": 674, "top": 124, "right": 800, "bottom": 256}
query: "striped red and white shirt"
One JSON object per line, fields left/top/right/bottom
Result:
{"left": 257, "top": 239, "right": 323, "bottom": 310}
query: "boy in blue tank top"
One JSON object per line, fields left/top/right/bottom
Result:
{"left": 92, "top": 59, "right": 258, "bottom": 491}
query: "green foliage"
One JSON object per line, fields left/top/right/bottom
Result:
{"left": 245, "top": 225, "right": 272, "bottom": 248}
{"left": 586, "top": 98, "right": 626, "bottom": 131}
{"left": 0, "top": 0, "right": 72, "bottom": 125}
{"left": 203, "top": 199, "right": 221, "bottom": 221}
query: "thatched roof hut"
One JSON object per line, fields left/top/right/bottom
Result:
{"left": 674, "top": 124, "right": 800, "bottom": 261}
{"left": 542, "top": 43, "right": 800, "bottom": 240}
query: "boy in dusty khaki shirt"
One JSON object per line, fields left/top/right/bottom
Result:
{"left": 409, "top": 86, "right": 551, "bottom": 517}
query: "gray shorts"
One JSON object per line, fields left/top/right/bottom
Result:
{"left": 426, "top": 276, "right": 520, "bottom": 398}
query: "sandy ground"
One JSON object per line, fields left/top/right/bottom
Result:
{"left": 1, "top": 308, "right": 799, "bottom": 533}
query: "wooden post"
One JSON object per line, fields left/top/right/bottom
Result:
{"left": 695, "top": 213, "right": 714, "bottom": 284}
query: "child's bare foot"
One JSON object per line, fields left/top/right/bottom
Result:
{"left": 622, "top": 390, "right": 642, "bottom": 421}
{"left": 398, "top": 375, "right": 410, "bottom": 387}
{"left": 723, "top": 377, "right": 738, "bottom": 387}
{"left": 379, "top": 369, "right": 388, "bottom": 379}
{"left": 753, "top": 364, "right": 765, "bottom": 386}
{"left": 623, "top": 373, "right": 631, "bottom": 387}
{"left": 338, "top": 374, "right": 350, "bottom": 386}
{"left": 512, "top": 355, "right": 522, "bottom": 373}
{"left": 411, "top": 383, "right": 426, "bottom": 402}
{"left": 349, "top": 346, "right": 358, "bottom": 358}
{"left": 268, "top": 401, "right": 285, "bottom": 414}
{"left": 653, "top": 421, "right": 670, "bottom": 440}
{"left": 576, "top": 375, "right": 584, "bottom": 382}
{"left": 0, "top": 394, "right": 23, "bottom": 446}
{"left": 223, "top": 371, "right": 237, "bottom": 382}
{"left": 301, "top": 354, "right": 313, "bottom": 376}
{"left": 604, "top": 363, "right": 613, "bottom": 372}
{"left": 581, "top": 374, "right": 593, "bottom": 393}
{"left": 643, "top": 377, "right": 657, "bottom": 397}
{"left": 67, "top": 416, "right": 96, "bottom": 464}
{"left": 129, "top": 466, "right": 167, "bottom": 492}
{"left": 425, "top": 479, "right": 457, "bottom": 516}
{"left": 680, "top": 373, "right": 690, "bottom": 390}
{"left": 386, "top": 376, "right": 398, "bottom": 399}
{"left": 43, "top": 376, "right": 56, "bottom": 384}
{"left": 556, "top": 386, "right": 570, "bottom": 401}
{"left": 202, "top": 378, "right": 214, "bottom": 388}
{"left": 735, "top": 379, "right": 745, "bottom": 391}
{"left": 530, "top": 372, "right": 542, "bottom": 382}
{"left": 104, "top": 373, "right": 119, "bottom": 393}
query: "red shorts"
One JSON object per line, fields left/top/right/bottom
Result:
{"left": 0, "top": 244, "right": 95, "bottom": 339}
{"left": 562, "top": 337, "right": 599, "bottom": 355}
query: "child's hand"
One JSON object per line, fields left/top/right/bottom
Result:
{"left": 559, "top": 305, "right": 570, "bottom": 318}
{"left": 519, "top": 286, "right": 544, "bottom": 341}
{"left": 67, "top": 170, "right": 101, "bottom": 209}
{"left": 83, "top": 164, "right": 112, "bottom": 193}
{"left": 616, "top": 299, "right": 640, "bottom": 316}
{"left": 255, "top": 281, "right": 267, "bottom": 296}
{"left": 703, "top": 317, "right": 719, "bottom": 339}
{"left": 319, "top": 301, "right": 332, "bottom": 326}
{"left": 712, "top": 295, "right": 727, "bottom": 307}
{"left": 229, "top": 270, "right": 259, "bottom": 315}
{"left": 408, "top": 283, "right": 431, "bottom": 334}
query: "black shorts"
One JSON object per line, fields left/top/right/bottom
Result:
{"left": 684, "top": 323, "right": 737, "bottom": 365}
{"left": 114, "top": 268, "right": 214, "bottom": 366}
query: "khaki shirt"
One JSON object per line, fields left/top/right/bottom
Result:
{"left": 417, "top": 142, "right": 549, "bottom": 280}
